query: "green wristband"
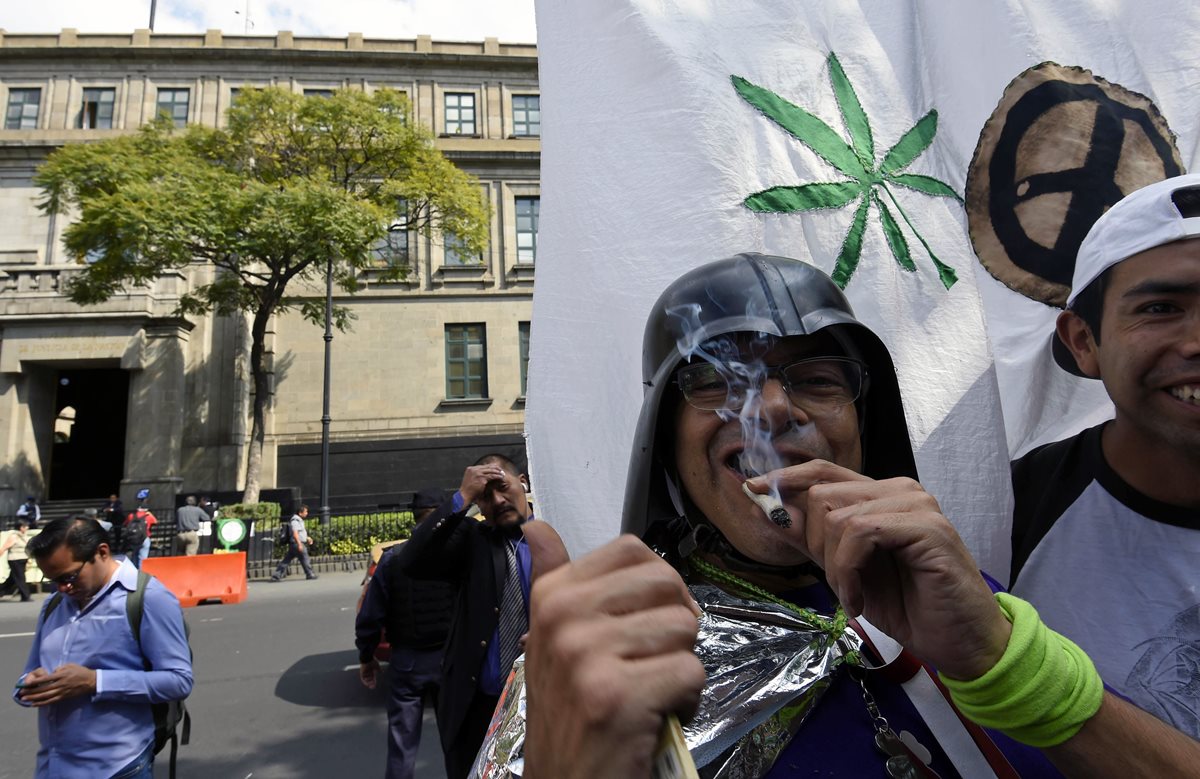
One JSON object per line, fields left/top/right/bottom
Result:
{"left": 938, "top": 593, "right": 1104, "bottom": 748}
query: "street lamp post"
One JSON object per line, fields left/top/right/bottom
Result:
{"left": 319, "top": 256, "right": 333, "bottom": 526}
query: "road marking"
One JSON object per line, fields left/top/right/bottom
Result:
{"left": 0, "top": 632, "right": 36, "bottom": 639}
{"left": 200, "top": 617, "right": 224, "bottom": 623}
{"left": 343, "top": 662, "right": 387, "bottom": 671}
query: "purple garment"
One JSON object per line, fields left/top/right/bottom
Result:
{"left": 759, "top": 579, "right": 1061, "bottom": 779}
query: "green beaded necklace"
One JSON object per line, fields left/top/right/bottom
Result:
{"left": 687, "top": 554, "right": 862, "bottom": 667}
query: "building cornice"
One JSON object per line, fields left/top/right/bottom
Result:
{"left": 0, "top": 29, "right": 538, "bottom": 68}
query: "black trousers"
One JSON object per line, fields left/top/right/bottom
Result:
{"left": 443, "top": 691, "right": 499, "bottom": 779}
{"left": 0, "top": 559, "right": 30, "bottom": 601}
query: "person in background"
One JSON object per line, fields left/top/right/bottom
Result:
{"left": 16, "top": 496, "right": 41, "bottom": 529}
{"left": 100, "top": 494, "right": 123, "bottom": 530}
{"left": 356, "top": 487, "right": 456, "bottom": 779}
{"left": 271, "top": 505, "right": 318, "bottom": 581}
{"left": 122, "top": 490, "right": 156, "bottom": 569}
{"left": 0, "top": 517, "right": 33, "bottom": 602}
{"left": 173, "top": 497, "right": 206, "bottom": 556}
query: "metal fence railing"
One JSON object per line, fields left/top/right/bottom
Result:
{"left": 1, "top": 509, "right": 419, "bottom": 582}
{"left": 244, "top": 510, "right": 416, "bottom": 580}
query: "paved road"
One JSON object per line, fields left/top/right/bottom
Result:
{"left": 0, "top": 569, "right": 448, "bottom": 778}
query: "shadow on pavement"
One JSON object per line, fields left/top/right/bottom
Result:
{"left": 274, "top": 649, "right": 379, "bottom": 708}
{"left": 163, "top": 705, "right": 388, "bottom": 778}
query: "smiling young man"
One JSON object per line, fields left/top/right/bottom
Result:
{"left": 1011, "top": 174, "right": 1200, "bottom": 740}
{"left": 512, "top": 253, "right": 1200, "bottom": 779}
{"left": 398, "top": 454, "right": 563, "bottom": 779}
{"left": 14, "top": 517, "right": 192, "bottom": 778}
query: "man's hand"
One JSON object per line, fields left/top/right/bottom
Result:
{"left": 522, "top": 534, "right": 705, "bottom": 779}
{"left": 750, "top": 461, "right": 1011, "bottom": 680}
{"left": 17, "top": 664, "right": 98, "bottom": 706}
{"left": 359, "top": 659, "right": 380, "bottom": 689}
{"left": 459, "top": 463, "right": 509, "bottom": 507}
{"left": 15, "top": 667, "right": 50, "bottom": 701}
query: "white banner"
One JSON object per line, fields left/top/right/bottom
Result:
{"left": 526, "top": 0, "right": 1200, "bottom": 576}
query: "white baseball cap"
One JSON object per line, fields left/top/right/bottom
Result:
{"left": 1054, "top": 173, "right": 1200, "bottom": 375}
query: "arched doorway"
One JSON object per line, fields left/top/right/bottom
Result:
{"left": 48, "top": 368, "right": 129, "bottom": 500}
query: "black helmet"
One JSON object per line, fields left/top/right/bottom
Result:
{"left": 620, "top": 253, "right": 918, "bottom": 568}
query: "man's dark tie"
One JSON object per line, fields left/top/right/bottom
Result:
{"left": 498, "top": 540, "right": 527, "bottom": 675}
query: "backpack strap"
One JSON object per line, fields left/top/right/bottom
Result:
{"left": 126, "top": 569, "right": 191, "bottom": 779}
{"left": 41, "top": 592, "right": 63, "bottom": 625}
{"left": 126, "top": 569, "right": 151, "bottom": 652}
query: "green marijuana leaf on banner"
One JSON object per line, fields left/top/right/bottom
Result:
{"left": 733, "top": 53, "right": 961, "bottom": 289}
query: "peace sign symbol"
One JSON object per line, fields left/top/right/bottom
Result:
{"left": 967, "top": 62, "right": 1184, "bottom": 307}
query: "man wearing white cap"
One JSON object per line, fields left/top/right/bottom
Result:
{"left": 1011, "top": 173, "right": 1200, "bottom": 740}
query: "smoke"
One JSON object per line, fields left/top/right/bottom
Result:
{"left": 666, "top": 303, "right": 789, "bottom": 509}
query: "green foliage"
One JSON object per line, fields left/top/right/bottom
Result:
{"left": 272, "top": 511, "right": 416, "bottom": 558}
{"left": 732, "top": 53, "right": 962, "bottom": 290}
{"left": 37, "top": 88, "right": 490, "bottom": 313}
{"left": 219, "top": 502, "right": 282, "bottom": 524}
{"left": 36, "top": 88, "right": 490, "bottom": 500}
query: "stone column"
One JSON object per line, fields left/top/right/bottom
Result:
{"left": 120, "top": 318, "right": 193, "bottom": 507}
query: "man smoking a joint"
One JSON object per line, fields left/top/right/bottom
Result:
{"left": 517, "top": 254, "right": 1200, "bottom": 779}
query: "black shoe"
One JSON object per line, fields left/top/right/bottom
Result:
{"left": 306, "top": 575, "right": 319, "bottom": 580}
{"left": 270, "top": 576, "right": 282, "bottom": 582}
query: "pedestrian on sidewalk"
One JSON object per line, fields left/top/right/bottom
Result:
{"left": 173, "top": 497, "right": 205, "bottom": 556}
{"left": 0, "top": 517, "right": 33, "bottom": 601}
{"left": 272, "top": 506, "right": 318, "bottom": 581}
{"left": 122, "top": 490, "right": 156, "bottom": 569}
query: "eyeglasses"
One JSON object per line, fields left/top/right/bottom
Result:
{"left": 49, "top": 559, "right": 90, "bottom": 588}
{"left": 675, "top": 357, "right": 868, "bottom": 413}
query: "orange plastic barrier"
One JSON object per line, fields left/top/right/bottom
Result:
{"left": 142, "top": 552, "right": 248, "bottom": 608}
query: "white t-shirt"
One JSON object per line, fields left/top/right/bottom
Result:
{"left": 289, "top": 515, "right": 308, "bottom": 544}
{"left": 1011, "top": 423, "right": 1200, "bottom": 739}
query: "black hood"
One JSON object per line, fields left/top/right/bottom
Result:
{"left": 620, "top": 253, "right": 918, "bottom": 562}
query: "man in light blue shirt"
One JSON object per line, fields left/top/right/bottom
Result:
{"left": 14, "top": 516, "right": 193, "bottom": 778}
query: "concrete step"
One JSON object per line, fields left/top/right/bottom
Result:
{"left": 35, "top": 498, "right": 109, "bottom": 524}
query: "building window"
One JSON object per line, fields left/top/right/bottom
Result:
{"left": 444, "top": 232, "right": 481, "bottom": 266}
{"left": 444, "top": 92, "right": 476, "bottom": 135}
{"left": 156, "top": 88, "right": 190, "bottom": 127}
{"left": 303, "top": 89, "right": 335, "bottom": 98}
{"left": 5, "top": 88, "right": 41, "bottom": 130}
{"left": 379, "top": 90, "right": 408, "bottom": 122}
{"left": 519, "top": 321, "right": 531, "bottom": 397}
{"left": 512, "top": 95, "right": 540, "bottom": 137}
{"left": 80, "top": 87, "right": 116, "bottom": 129}
{"left": 372, "top": 202, "right": 409, "bottom": 267}
{"left": 445, "top": 324, "right": 488, "bottom": 399}
{"left": 373, "top": 227, "right": 409, "bottom": 267}
{"left": 515, "top": 197, "right": 539, "bottom": 264}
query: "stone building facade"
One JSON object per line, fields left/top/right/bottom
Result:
{"left": 0, "top": 29, "right": 539, "bottom": 512}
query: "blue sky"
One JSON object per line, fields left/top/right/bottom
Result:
{"left": 2, "top": 0, "right": 537, "bottom": 43}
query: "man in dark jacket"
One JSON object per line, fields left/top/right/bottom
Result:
{"left": 356, "top": 487, "right": 456, "bottom": 779}
{"left": 398, "top": 455, "right": 562, "bottom": 779}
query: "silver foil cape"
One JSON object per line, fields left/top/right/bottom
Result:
{"left": 469, "top": 581, "right": 863, "bottom": 779}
